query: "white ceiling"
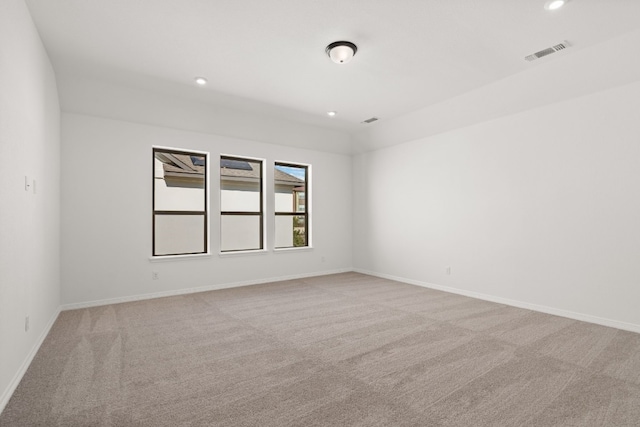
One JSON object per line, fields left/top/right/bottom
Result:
{"left": 25, "top": 0, "right": 640, "bottom": 145}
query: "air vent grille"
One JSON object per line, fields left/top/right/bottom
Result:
{"left": 525, "top": 41, "right": 570, "bottom": 62}
{"left": 362, "top": 117, "right": 379, "bottom": 124}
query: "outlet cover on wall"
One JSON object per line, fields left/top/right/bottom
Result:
{"left": 152, "top": 272, "right": 159, "bottom": 280}
{"left": 25, "top": 316, "right": 30, "bottom": 332}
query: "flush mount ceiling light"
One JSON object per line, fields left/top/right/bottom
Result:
{"left": 545, "top": 0, "right": 567, "bottom": 10}
{"left": 194, "top": 77, "right": 208, "bottom": 85}
{"left": 326, "top": 41, "right": 358, "bottom": 64}
{"left": 327, "top": 111, "right": 337, "bottom": 117}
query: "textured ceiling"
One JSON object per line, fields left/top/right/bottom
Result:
{"left": 25, "top": 0, "right": 640, "bottom": 139}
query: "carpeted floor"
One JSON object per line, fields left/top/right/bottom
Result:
{"left": 2, "top": 272, "right": 640, "bottom": 426}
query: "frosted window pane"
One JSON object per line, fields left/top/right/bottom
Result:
{"left": 275, "top": 215, "right": 306, "bottom": 248}
{"left": 221, "top": 215, "right": 261, "bottom": 251}
{"left": 275, "top": 215, "right": 293, "bottom": 248}
{"left": 155, "top": 214, "right": 205, "bottom": 255}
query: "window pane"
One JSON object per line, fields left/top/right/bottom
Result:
{"left": 275, "top": 215, "right": 306, "bottom": 248}
{"left": 153, "top": 148, "right": 208, "bottom": 257}
{"left": 274, "top": 165, "right": 306, "bottom": 213}
{"left": 154, "top": 214, "right": 205, "bottom": 255}
{"left": 154, "top": 153, "right": 205, "bottom": 211}
{"left": 220, "top": 159, "right": 261, "bottom": 212}
{"left": 221, "top": 215, "right": 261, "bottom": 251}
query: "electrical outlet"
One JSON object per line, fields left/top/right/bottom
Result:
{"left": 152, "top": 271, "right": 159, "bottom": 280}
{"left": 446, "top": 266, "right": 451, "bottom": 275}
{"left": 25, "top": 316, "right": 29, "bottom": 332}
{"left": 321, "top": 256, "right": 326, "bottom": 263}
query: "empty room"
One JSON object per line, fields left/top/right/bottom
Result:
{"left": 2, "top": 0, "right": 640, "bottom": 425}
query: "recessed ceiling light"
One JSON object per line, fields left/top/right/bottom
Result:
{"left": 545, "top": 0, "right": 567, "bottom": 10}
{"left": 327, "top": 111, "right": 337, "bottom": 117}
{"left": 194, "top": 77, "right": 208, "bottom": 86}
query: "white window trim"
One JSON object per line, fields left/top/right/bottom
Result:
{"left": 149, "top": 253, "right": 212, "bottom": 262}
{"left": 273, "top": 246, "right": 313, "bottom": 253}
{"left": 218, "top": 249, "right": 269, "bottom": 257}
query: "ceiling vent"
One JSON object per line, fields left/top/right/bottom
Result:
{"left": 525, "top": 41, "right": 570, "bottom": 62}
{"left": 361, "top": 117, "right": 379, "bottom": 124}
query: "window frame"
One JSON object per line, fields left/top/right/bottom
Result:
{"left": 152, "top": 146, "right": 209, "bottom": 258}
{"left": 274, "top": 161, "right": 310, "bottom": 249}
{"left": 219, "top": 154, "right": 266, "bottom": 253}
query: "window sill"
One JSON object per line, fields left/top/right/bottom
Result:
{"left": 149, "top": 253, "right": 212, "bottom": 262}
{"left": 273, "top": 246, "right": 314, "bottom": 253}
{"left": 219, "top": 249, "right": 269, "bottom": 257}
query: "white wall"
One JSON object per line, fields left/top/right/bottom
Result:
{"left": 353, "top": 80, "right": 640, "bottom": 331}
{"left": 0, "top": 0, "right": 61, "bottom": 411}
{"left": 61, "top": 113, "right": 352, "bottom": 305}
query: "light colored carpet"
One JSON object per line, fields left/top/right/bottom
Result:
{"left": 2, "top": 272, "right": 640, "bottom": 426}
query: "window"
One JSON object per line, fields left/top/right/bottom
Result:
{"left": 275, "top": 162, "right": 309, "bottom": 248}
{"left": 220, "top": 156, "right": 264, "bottom": 252}
{"left": 153, "top": 148, "right": 208, "bottom": 256}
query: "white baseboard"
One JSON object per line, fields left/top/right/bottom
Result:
{"left": 354, "top": 268, "right": 640, "bottom": 334}
{"left": 0, "top": 306, "right": 61, "bottom": 415}
{"left": 61, "top": 268, "right": 352, "bottom": 311}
